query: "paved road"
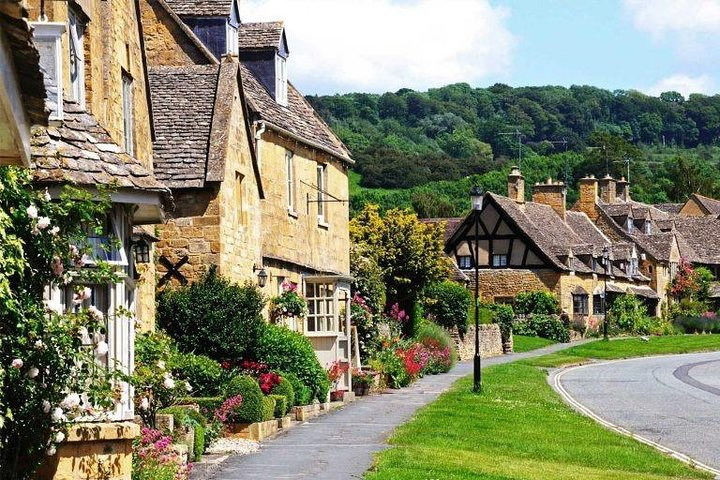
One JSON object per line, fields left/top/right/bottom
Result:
{"left": 203, "top": 341, "right": 588, "bottom": 480}
{"left": 557, "top": 351, "right": 720, "bottom": 472}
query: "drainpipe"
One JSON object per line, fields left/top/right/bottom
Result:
{"left": 254, "top": 121, "right": 266, "bottom": 171}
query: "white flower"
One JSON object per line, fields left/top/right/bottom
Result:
{"left": 94, "top": 341, "right": 109, "bottom": 357}
{"left": 11, "top": 358, "right": 23, "bottom": 369}
{"left": 69, "top": 245, "right": 79, "bottom": 257}
{"left": 60, "top": 392, "right": 80, "bottom": 410}
{"left": 35, "top": 339, "right": 45, "bottom": 349}
{"left": 26, "top": 205, "right": 38, "bottom": 219}
{"left": 44, "top": 189, "right": 51, "bottom": 202}
{"left": 54, "top": 431, "right": 65, "bottom": 443}
{"left": 87, "top": 305, "right": 103, "bottom": 320}
{"left": 46, "top": 446, "right": 57, "bottom": 456}
{"left": 49, "top": 226, "right": 60, "bottom": 236}
{"left": 139, "top": 397, "right": 149, "bottom": 410}
{"left": 43, "top": 400, "right": 51, "bottom": 413}
{"left": 185, "top": 382, "right": 192, "bottom": 392}
{"left": 77, "top": 327, "right": 89, "bottom": 340}
{"left": 36, "top": 216, "right": 50, "bottom": 230}
{"left": 163, "top": 374, "right": 175, "bottom": 389}
{"left": 157, "top": 360, "right": 166, "bottom": 370}
{"left": 80, "top": 287, "right": 91, "bottom": 300}
{"left": 51, "top": 407, "right": 64, "bottom": 422}
{"left": 27, "top": 367, "right": 39, "bottom": 379}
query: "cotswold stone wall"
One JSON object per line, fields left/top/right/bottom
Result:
{"left": 453, "top": 324, "right": 505, "bottom": 361}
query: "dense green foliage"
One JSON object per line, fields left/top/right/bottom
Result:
{"left": 261, "top": 395, "right": 276, "bottom": 421}
{"left": 481, "top": 302, "right": 515, "bottom": 343}
{"left": 157, "top": 266, "right": 266, "bottom": 362}
{"left": 422, "top": 281, "right": 471, "bottom": 338}
{"left": 223, "top": 375, "right": 264, "bottom": 424}
{"left": 256, "top": 325, "right": 330, "bottom": 401}
{"left": 157, "top": 406, "right": 207, "bottom": 461}
{"left": 180, "top": 397, "right": 223, "bottom": 420}
{"left": 607, "top": 294, "right": 672, "bottom": 335}
{"left": 271, "top": 376, "right": 295, "bottom": 410}
{"left": 270, "top": 394, "right": 287, "bottom": 417}
{"left": 513, "top": 314, "right": 571, "bottom": 343}
{"left": 514, "top": 290, "right": 560, "bottom": 315}
{"left": 276, "top": 371, "right": 311, "bottom": 406}
{"left": 172, "top": 351, "right": 224, "bottom": 397}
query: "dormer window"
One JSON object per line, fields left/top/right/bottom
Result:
{"left": 68, "top": 10, "right": 85, "bottom": 107}
{"left": 275, "top": 54, "right": 288, "bottom": 106}
{"left": 644, "top": 221, "right": 652, "bottom": 234}
{"left": 31, "top": 22, "right": 66, "bottom": 120}
{"left": 626, "top": 217, "right": 634, "bottom": 233}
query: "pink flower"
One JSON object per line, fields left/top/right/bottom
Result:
{"left": 51, "top": 257, "right": 64, "bottom": 276}
{"left": 26, "top": 205, "right": 38, "bottom": 219}
{"left": 11, "top": 358, "right": 23, "bottom": 369}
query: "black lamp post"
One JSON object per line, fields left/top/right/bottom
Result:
{"left": 603, "top": 246, "right": 610, "bottom": 341}
{"left": 470, "top": 185, "right": 484, "bottom": 393}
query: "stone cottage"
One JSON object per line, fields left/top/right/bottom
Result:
{"left": 22, "top": 0, "right": 170, "bottom": 477}
{"left": 442, "top": 168, "right": 656, "bottom": 329}
{"left": 139, "top": 0, "right": 356, "bottom": 391}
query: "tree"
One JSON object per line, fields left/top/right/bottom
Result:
{"left": 350, "top": 205, "right": 448, "bottom": 334}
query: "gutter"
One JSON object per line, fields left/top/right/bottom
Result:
{"left": 257, "top": 120, "right": 354, "bottom": 166}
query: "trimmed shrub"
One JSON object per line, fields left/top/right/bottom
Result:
{"left": 157, "top": 266, "right": 266, "bottom": 362}
{"left": 172, "top": 352, "right": 224, "bottom": 397}
{"left": 193, "top": 424, "right": 205, "bottom": 461}
{"left": 610, "top": 294, "right": 673, "bottom": 335}
{"left": 513, "top": 314, "right": 570, "bottom": 342}
{"left": 262, "top": 396, "right": 276, "bottom": 421}
{"left": 270, "top": 394, "right": 288, "bottom": 417}
{"left": 256, "top": 325, "right": 330, "bottom": 402}
{"left": 514, "top": 290, "right": 560, "bottom": 315}
{"left": 423, "top": 281, "right": 471, "bottom": 338}
{"left": 179, "top": 397, "right": 223, "bottom": 421}
{"left": 483, "top": 302, "right": 514, "bottom": 343}
{"left": 271, "top": 377, "right": 295, "bottom": 409}
{"left": 223, "top": 375, "right": 264, "bottom": 424}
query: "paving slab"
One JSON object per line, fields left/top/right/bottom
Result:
{"left": 200, "top": 340, "right": 588, "bottom": 480}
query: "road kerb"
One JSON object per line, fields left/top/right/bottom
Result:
{"left": 552, "top": 361, "right": 720, "bottom": 479}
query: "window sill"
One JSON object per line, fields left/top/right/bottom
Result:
{"left": 288, "top": 210, "right": 298, "bottom": 219}
{"left": 317, "top": 220, "right": 329, "bottom": 230}
{"left": 304, "top": 331, "right": 340, "bottom": 338}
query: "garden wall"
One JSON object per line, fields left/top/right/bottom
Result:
{"left": 453, "top": 324, "right": 505, "bottom": 361}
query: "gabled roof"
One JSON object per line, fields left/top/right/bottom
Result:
{"left": 163, "top": 0, "right": 233, "bottom": 16}
{"left": 148, "top": 61, "right": 264, "bottom": 195}
{"left": 689, "top": 193, "right": 720, "bottom": 216}
{"left": 420, "top": 217, "right": 463, "bottom": 243}
{"left": 239, "top": 63, "right": 353, "bottom": 164}
{"left": 31, "top": 101, "right": 169, "bottom": 194}
{"left": 673, "top": 217, "right": 720, "bottom": 265}
{"left": 654, "top": 203, "right": 683, "bottom": 215}
{"left": 239, "top": 21, "right": 285, "bottom": 51}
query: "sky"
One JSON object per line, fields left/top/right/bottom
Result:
{"left": 242, "top": 0, "right": 720, "bottom": 98}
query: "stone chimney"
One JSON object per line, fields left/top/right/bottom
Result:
{"left": 598, "top": 175, "right": 617, "bottom": 204}
{"left": 616, "top": 176, "right": 630, "bottom": 201}
{"left": 507, "top": 166, "right": 525, "bottom": 203}
{"left": 577, "top": 175, "right": 598, "bottom": 220}
{"left": 532, "top": 177, "right": 567, "bottom": 220}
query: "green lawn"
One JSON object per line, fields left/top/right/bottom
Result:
{"left": 512, "top": 335, "right": 556, "bottom": 353}
{"left": 366, "top": 334, "right": 720, "bottom": 480}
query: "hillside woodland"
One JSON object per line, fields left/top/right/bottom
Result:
{"left": 307, "top": 84, "right": 720, "bottom": 216}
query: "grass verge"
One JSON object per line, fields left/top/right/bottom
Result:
{"left": 512, "top": 335, "right": 555, "bottom": 353}
{"left": 365, "top": 334, "right": 720, "bottom": 480}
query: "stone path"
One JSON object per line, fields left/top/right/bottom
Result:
{"left": 556, "top": 351, "right": 720, "bottom": 475}
{"left": 200, "top": 340, "right": 589, "bottom": 480}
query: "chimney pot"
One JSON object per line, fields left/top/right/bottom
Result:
{"left": 507, "top": 167, "right": 525, "bottom": 203}
{"left": 532, "top": 181, "right": 567, "bottom": 220}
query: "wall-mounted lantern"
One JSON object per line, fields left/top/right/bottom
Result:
{"left": 133, "top": 238, "right": 151, "bottom": 264}
{"left": 253, "top": 264, "right": 268, "bottom": 288}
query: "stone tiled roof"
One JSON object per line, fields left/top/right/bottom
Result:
{"left": 148, "top": 65, "right": 219, "bottom": 188}
{"left": 239, "top": 63, "right": 353, "bottom": 163}
{"left": 31, "top": 101, "right": 169, "bottom": 194}
{"left": 238, "top": 21, "right": 284, "bottom": 50}
{"left": 420, "top": 217, "right": 463, "bottom": 243}
{"left": 0, "top": 1, "right": 48, "bottom": 125}
{"left": 691, "top": 193, "right": 720, "bottom": 216}
{"left": 654, "top": 203, "right": 683, "bottom": 215}
{"left": 673, "top": 217, "right": 720, "bottom": 265}
{"left": 163, "top": 0, "right": 233, "bottom": 16}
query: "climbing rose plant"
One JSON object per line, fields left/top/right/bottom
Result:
{"left": 0, "top": 167, "right": 121, "bottom": 480}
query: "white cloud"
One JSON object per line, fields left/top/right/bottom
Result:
{"left": 623, "top": 0, "right": 720, "bottom": 36}
{"left": 242, "top": 0, "right": 516, "bottom": 94}
{"left": 645, "top": 74, "right": 715, "bottom": 98}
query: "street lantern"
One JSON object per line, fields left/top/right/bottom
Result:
{"left": 133, "top": 239, "right": 151, "bottom": 264}
{"left": 470, "top": 186, "right": 484, "bottom": 393}
{"left": 602, "top": 245, "right": 610, "bottom": 341}
{"left": 253, "top": 264, "right": 269, "bottom": 288}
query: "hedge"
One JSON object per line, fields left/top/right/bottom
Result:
{"left": 270, "top": 394, "right": 288, "bottom": 417}
{"left": 223, "top": 375, "right": 264, "bottom": 424}
{"left": 271, "top": 377, "right": 295, "bottom": 410}
{"left": 172, "top": 352, "right": 224, "bottom": 397}
{"left": 262, "top": 396, "right": 276, "bottom": 421}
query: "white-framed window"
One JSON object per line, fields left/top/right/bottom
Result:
{"left": 626, "top": 217, "right": 634, "bottom": 234}
{"left": 317, "top": 164, "right": 327, "bottom": 224}
{"left": 286, "top": 150, "right": 295, "bottom": 213}
{"left": 68, "top": 10, "right": 85, "bottom": 107}
{"left": 670, "top": 261, "right": 678, "bottom": 279}
{"left": 275, "top": 54, "right": 288, "bottom": 106}
{"left": 226, "top": 20, "right": 238, "bottom": 55}
{"left": 306, "top": 282, "right": 337, "bottom": 333}
{"left": 31, "top": 22, "right": 66, "bottom": 120}
{"left": 122, "top": 72, "right": 134, "bottom": 155}
{"left": 492, "top": 254, "right": 508, "bottom": 267}
{"left": 82, "top": 209, "right": 129, "bottom": 267}
{"left": 458, "top": 255, "right": 472, "bottom": 269}
{"left": 630, "top": 257, "right": 639, "bottom": 276}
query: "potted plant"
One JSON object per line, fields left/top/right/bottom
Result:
{"left": 327, "top": 360, "right": 349, "bottom": 401}
{"left": 269, "top": 281, "right": 308, "bottom": 331}
{"left": 352, "top": 368, "right": 375, "bottom": 396}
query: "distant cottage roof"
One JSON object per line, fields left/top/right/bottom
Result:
{"left": 654, "top": 203, "right": 683, "bottom": 215}
{"left": 689, "top": 193, "right": 720, "bottom": 216}
{"left": 149, "top": 65, "right": 219, "bottom": 188}
{"left": 238, "top": 21, "right": 285, "bottom": 50}
{"left": 163, "top": 0, "right": 233, "bottom": 16}
{"left": 31, "top": 101, "right": 169, "bottom": 194}
{"left": 240, "top": 63, "right": 353, "bottom": 163}
{"left": 673, "top": 217, "right": 720, "bottom": 265}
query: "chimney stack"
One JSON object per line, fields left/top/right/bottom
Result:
{"left": 507, "top": 166, "right": 525, "bottom": 203}
{"left": 577, "top": 174, "right": 599, "bottom": 220}
{"left": 598, "top": 174, "right": 617, "bottom": 204}
{"left": 616, "top": 176, "right": 630, "bottom": 201}
{"left": 532, "top": 177, "right": 567, "bottom": 220}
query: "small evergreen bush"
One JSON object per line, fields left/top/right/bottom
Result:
{"left": 514, "top": 290, "right": 560, "bottom": 315}
{"left": 223, "top": 375, "right": 264, "bottom": 423}
{"left": 262, "top": 396, "right": 276, "bottom": 421}
{"left": 423, "top": 281, "right": 471, "bottom": 338}
{"left": 513, "top": 314, "right": 570, "bottom": 342}
{"left": 256, "top": 325, "right": 330, "bottom": 402}
{"left": 270, "top": 394, "right": 288, "bottom": 417}
{"left": 172, "top": 352, "right": 224, "bottom": 397}
{"left": 157, "top": 266, "right": 266, "bottom": 362}
{"left": 271, "top": 376, "right": 295, "bottom": 409}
